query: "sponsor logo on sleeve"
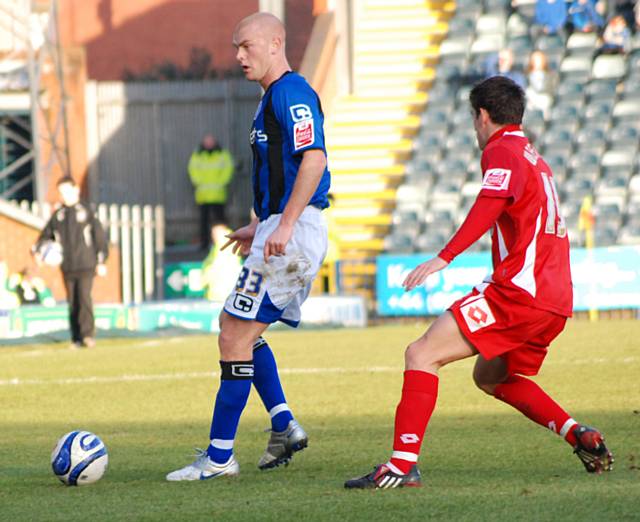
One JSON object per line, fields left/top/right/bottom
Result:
{"left": 293, "top": 120, "right": 314, "bottom": 150}
{"left": 289, "top": 103, "right": 313, "bottom": 122}
{"left": 482, "top": 168, "right": 511, "bottom": 191}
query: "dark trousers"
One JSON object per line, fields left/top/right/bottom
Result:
{"left": 63, "top": 271, "right": 95, "bottom": 342}
{"left": 199, "top": 203, "right": 226, "bottom": 250}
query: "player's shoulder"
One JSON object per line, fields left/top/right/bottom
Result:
{"left": 271, "top": 72, "right": 317, "bottom": 99}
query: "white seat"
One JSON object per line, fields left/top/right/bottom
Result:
{"left": 560, "top": 56, "right": 592, "bottom": 73}
{"left": 592, "top": 55, "right": 626, "bottom": 80}
{"left": 601, "top": 149, "right": 635, "bottom": 167}
{"left": 470, "top": 35, "right": 503, "bottom": 55}
{"left": 476, "top": 14, "right": 506, "bottom": 35}
{"left": 567, "top": 32, "right": 598, "bottom": 50}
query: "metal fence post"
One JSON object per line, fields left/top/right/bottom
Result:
{"left": 120, "top": 204, "right": 132, "bottom": 305}
{"left": 131, "top": 204, "right": 143, "bottom": 303}
{"left": 154, "top": 205, "right": 165, "bottom": 300}
{"left": 143, "top": 205, "right": 154, "bottom": 301}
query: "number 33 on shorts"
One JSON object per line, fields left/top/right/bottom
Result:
{"left": 235, "top": 267, "right": 263, "bottom": 296}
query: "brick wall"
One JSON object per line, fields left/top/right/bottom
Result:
{"left": 58, "top": 0, "right": 314, "bottom": 81}
{"left": 0, "top": 214, "right": 122, "bottom": 303}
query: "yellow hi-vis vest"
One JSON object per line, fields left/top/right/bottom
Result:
{"left": 188, "top": 149, "right": 234, "bottom": 204}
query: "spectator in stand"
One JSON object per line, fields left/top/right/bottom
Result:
{"left": 535, "top": 0, "right": 568, "bottom": 35}
{"left": 188, "top": 134, "right": 235, "bottom": 251}
{"left": 568, "top": 0, "right": 605, "bottom": 32}
{"left": 526, "top": 51, "right": 555, "bottom": 117}
{"left": 8, "top": 267, "right": 55, "bottom": 306}
{"left": 485, "top": 49, "right": 528, "bottom": 89}
{"left": 607, "top": 0, "right": 637, "bottom": 32}
{"left": 598, "top": 15, "right": 632, "bottom": 54}
{"left": 0, "top": 259, "right": 20, "bottom": 310}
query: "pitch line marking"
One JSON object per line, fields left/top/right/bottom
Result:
{"left": 0, "top": 356, "right": 636, "bottom": 387}
{"left": 0, "top": 366, "right": 401, "bottom": 387}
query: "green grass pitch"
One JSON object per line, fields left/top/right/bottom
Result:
{"left": 1, "top": 320, "right": 639, "bottom": 521}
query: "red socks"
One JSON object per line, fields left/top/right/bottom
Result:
{"left": 494, "top": 375, "right": 578, "bottom": 446}
{"left": 388, "top": 370, "right": 439, "bottom": 475}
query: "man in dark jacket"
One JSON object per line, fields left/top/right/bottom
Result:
{"left": 33, "top": 176, "right": 109, "bottom": 348}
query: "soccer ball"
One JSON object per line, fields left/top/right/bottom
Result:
{"left": 51, "top": 431, "right": 108, "bottom": 486}
{"left": 38, "top": 240, "right": 63, "bottom": 266}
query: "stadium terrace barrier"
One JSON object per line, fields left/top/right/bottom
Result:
{"left": 376, "top": 246, "right": 640, "bottom": 316}
{"left": 9, "top": 199, "right": 165, "bottom": 304}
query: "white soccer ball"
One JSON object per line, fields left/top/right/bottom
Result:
{"left": 51, "top": 431, "right": 108, "bottom": 486}
{"left": 39, "top": 240, "right": 63, "bottom": 267}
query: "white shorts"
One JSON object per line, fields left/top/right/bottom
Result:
{"left": 223, "top": 206, "right": 328, "bottom": 327}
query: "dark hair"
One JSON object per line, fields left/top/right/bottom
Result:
{"left": 469, "top": 76, "right": 525, "bottom": 125}
{"left": 56, "top": 176, "right": 77, "bottom": 187}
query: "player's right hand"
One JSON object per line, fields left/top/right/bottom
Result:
{"left": 402, "top": 256, "right": 448, "bottom": 291}
{"left": 221, "top": 222, "right": 257, "bottom": 256}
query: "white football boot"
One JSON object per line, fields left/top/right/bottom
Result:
{"left": 166, "top": 450, "right": 239, "bottom": 481}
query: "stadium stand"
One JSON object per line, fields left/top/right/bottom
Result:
{"left": 324, "top": 0, "right": 454, "bottom": 299}
{"left": 387, "top": 0, "right": 640, "bottom": 257}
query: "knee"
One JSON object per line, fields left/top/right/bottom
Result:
{"left": 217, "top": 327, "right": 236, "bottom": 359}
{"left": 472, "top": 370, "right": 500, "bottom": 396}
{"left": 404, "top": 339, "right": 442, "bottom": 371}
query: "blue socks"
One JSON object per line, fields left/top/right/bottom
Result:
{"left": 252, "top": 337, "right": 294, "bottom": 432}
{"left": 207, "top": 360, "right": 253, "bottom": 464}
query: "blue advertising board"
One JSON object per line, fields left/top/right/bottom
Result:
{"left": 377, "top": 246, "right": 640, "bottom": 316}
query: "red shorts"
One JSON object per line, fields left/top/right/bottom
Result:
{"left": 449, "top": 285, "right": 567, "bottom": 376}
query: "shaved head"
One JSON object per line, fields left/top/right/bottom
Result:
{"left": 235, "top": 12, "right": 286, "bottom": 43}
{"left": 233, "top": 12, "right": 290, "bottom": 89}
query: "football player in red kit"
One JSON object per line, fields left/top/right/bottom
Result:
{"left": 345, "top": 76, "right": 613, "bottom": 490}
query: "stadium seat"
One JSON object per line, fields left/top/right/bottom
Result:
{"left": 596, "top": 175, "right": 629, "bottom": 199}
{"left": 592, "top": 55, "right": 627, "bottom": 80}
{"left": 475, "top": 14, "right": 507, "bottom": 35}
{"left": 601, "top": 149, "right": 635, "bottom": 168}
{"left": 563, "top": 177, "right": 595, "bottom": 199}
{"left": 536, "top": 33, "right": 564, "bottom": 52}
{"left": 593, "top": 226, "right": 618, "bottom": 246}
{"left": 557, "top": 80, "right": 584, "bottom": 100}
{"left": 622, "top": 75, "right": 640, "bottom": 95}
{"left": 583, "top": 101, "right": 613, "bottom": 124}
{"left": 549, "top": 103, "right": 581, "bottom": 125}
{"left": 471, "top": 36, "right": 504, "bottom": 56}
{"left": 618, "top": 223, "right": 640, "bottom": 245}
{"left": 566, "top": 32, "right": 598, "bottom": 52}
{"left": 415, "top": 231, "right": 448, "bottom": 253}
{"left": 384, "top": 232, "right": 415, "bottom": 253}
{"left": 447, "top": 17, "right": 476, "bottom": 38}
{"left": 560, "top": 56, "right": 592, "bottom": 75}
{"left": 507, "top": 35, "right": 534, "bottom": 54}
{"left": 586, "top": 79, "right": 618, "bottom": 102}
{"left": 612, "top": 99, "right": 640, "bottom": 123}
{"left": 440, "top": 37, "right": 473, "bottom": 57}
{"left": 576, "top": 127, "right": 607, "bottom": 147}
{"left": 607, "top": 124, "right": 640, "bottom": 149}
{"left": 506, "top": 12, "right": 529, "bottom": 38}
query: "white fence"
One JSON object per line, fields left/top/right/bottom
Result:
{"left": 11, "top": 199, "right": 165, "bottom": 304}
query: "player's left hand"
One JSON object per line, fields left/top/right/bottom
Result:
{"left": 264, "top": 223, "right": 294, "bottom": 262}
{"left": 402, "top": 256, "right": 448, "bottom": 291}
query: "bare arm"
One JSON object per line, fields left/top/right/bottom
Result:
{"left": 263, "top": 149, "right": 327, "bottom": 262}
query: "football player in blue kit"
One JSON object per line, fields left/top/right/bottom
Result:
{"left": 167, "top": 12, "right": 331, "bottom": 481}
